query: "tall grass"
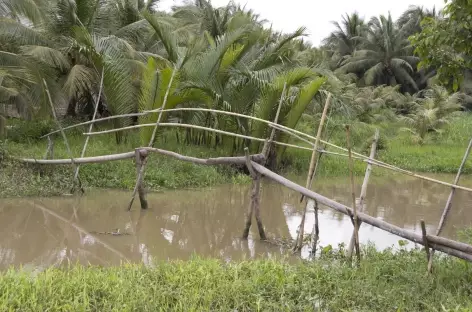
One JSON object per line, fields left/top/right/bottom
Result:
{"left": 1, "top": 245, "right": 472, "bottom": 311}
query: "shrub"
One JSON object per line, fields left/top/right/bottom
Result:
{"left": 7, "top": 119, "right": 56, "bottom": 143}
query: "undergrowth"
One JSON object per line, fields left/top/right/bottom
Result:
{"left": 1, "top": 245, "right": 472, "bottom": 311}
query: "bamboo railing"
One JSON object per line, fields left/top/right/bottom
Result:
{"left": 39, "top": 107, "right": 472, "bottom": 193}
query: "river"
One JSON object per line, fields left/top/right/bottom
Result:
{"left": 1, "top": 173, "right": 472, "bottom": 270}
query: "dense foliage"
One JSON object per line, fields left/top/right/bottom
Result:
{"left": 0, "top": 0, "right": 471, "bottom": 162}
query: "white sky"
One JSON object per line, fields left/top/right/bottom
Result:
{"left": 159, "top": 0, "right": 444, "bottom": 46}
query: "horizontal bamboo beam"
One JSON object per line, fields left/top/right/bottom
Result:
{"left": 251, "top": 162, "right": 472, "bottom": 261}
{"left": 319, "top": 149, "right": 472, "bottom": 193}
{"left": 83, "top": 122, "right": 313, "bottom": 152}
{"left": 21, "top": 152, "right": 136, "bottom": 164}
{"left": 20, "top": 149, "right": 265, "bottom": 166}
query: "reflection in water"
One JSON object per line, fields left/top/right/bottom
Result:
{"left": 1, "top": 173, "right": 472, "bottom": 269}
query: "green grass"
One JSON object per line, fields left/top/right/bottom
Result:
{"left": 285, "top": 113, "right": 472, "bottom": 176}
{"left": 2, "top": 113, "right": 472, "bottom": 197}
{"left": 0, "top": 130, "right": 250, "bottom": 197}
{"left": 1, "top": 245, "right": 472, "bottom": 311}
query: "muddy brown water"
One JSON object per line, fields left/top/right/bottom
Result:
{"left": 1, "top": 173, "right": 472, "bottom": 270}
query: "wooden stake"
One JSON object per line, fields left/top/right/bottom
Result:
{"left": 294, "top": 93, "right": 332, "bottom": 252}
{"left": 43, "top": 79, "right": 82, "bottom": 192}
{"left": 135, "top": 149, "right": 148, "bottom": 210}
{"left": 420, "top": 220, "right": 431, "bottom": 265}
{"left": 43, "top": 136, "right": 54, "bottom": 160}
{"left": 347, "top": 129, "right": 379, "bottom": 257}
{"left": 243, "top": 147, "right": 265, "bottom": 239}
{"left": 128, "top": 68, "right": 176, "bottom": 210}
{"left": 310, "top": 199, "right": 320, "bottom": 255}
{"left": 252, "top": 174, "right": 265, "bottom": 240}
{"left": 428, "top": 138, "right": 472, "bottom": 272}
{"left": 262, "top": 83, "right": 286, "bottom": 157}
{"left": 243, "top": 84, "right": 285, "bottom": 240}
{"left": 149, "top": 69, "right": 177, "bottom": 147}
{"left": 72, "top": 67, "right": 104, "bottom": 193}
{"left": 346, "top": 125, "right": 360, "bottom": 264}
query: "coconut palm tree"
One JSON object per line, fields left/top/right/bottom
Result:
{"left": 397, "top": 5, "right": 440, "bottom": 37}
{"left": 0, "top": 0, "right": 148, "bottom": 143}
{"left": 337, "top": 14, "right": 419, "bottom": 93}
{"left": 323, "top": 12, "right": 366, "bottom": 61}
{"left": 401, "top": 85, "right": 463, "bottom": 141}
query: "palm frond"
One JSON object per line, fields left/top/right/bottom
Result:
{"left": 20, "top": 45, "right": 70, "bottom": 71}
{"left": 143, "top": 11, "right": 180, "bottom": 64}
{"left": 63, "top": 64, "right": 97, "bottom": 100}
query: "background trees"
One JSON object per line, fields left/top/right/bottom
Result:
{"left": 0, "top": 0, "right": 471, "bottom": 155}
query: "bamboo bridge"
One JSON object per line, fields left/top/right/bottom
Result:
{"left": 16, "top": 80, "right": 472, "bottom": 273}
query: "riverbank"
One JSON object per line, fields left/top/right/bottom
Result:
{"left": 1, "top": 245, "right": 472, "bottom": 311}
{"left": 1, "top": 114, "right": 472, "bottom": 197}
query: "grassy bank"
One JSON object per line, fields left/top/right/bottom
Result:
{"left": 1, "top": 245, "right": 472, "bottom": 311}
{"left": 1, "top": 114, "right": 472, "bottom": 197}
{"left": 0, "top": 133, "right": 251, "bottom": 197}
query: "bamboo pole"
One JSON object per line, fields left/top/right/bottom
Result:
{"left": 22, "top": 151, "right": 136, "bottom": 164}
{"left": 134, "top": 149, "right": 148, "bottom": 209}
{"left": 245, "top": 84, "right": 285, "bottom": 240}
{"left": 72, "top": 67, "right": 104, "bottom": 192}
{"left": 43, "top": 136, "right": 54, "bottom": 160}
{"left": 148, "top": 69, "right": 176, "bottom": 147}
{"left": 250, "top": 162, "right": 472, "bottom": 262}
{"left": 347, "top": 129, "right": 379, "bottom": 258}
{"left": 308, "top": 126, "right": 336, "bottom": 255}
{"left": 128, "top": 68, "right": 176, "bottom": 210}
{"left": 243, "top": 147, "right": 267, "bottom": 239}
{"left": 43, "top": 79, "right": 82, "bottom": 191}
{"left": 428, "top": 138, "right": 472, "bottom": 272}
{"left": 85, "top": 122, "right": 312, "bottom": 152}
{"left": 263, "top": 83, "right": 286, "bottom": 156}
{"left": 346, "top": 125, "right": 360, "bottom": 264}
{"left": 39, "top": 106, "right": 472, "bottom": 193}
{"left": 310, "top": 199, "right": 320, "bottom": 255}
{"left": 21, "top": 149, "right": 265, "bottom": 166}
{"left": 294, "top": 93, "right": 331, "bottom": 252}
{"left": 420, "top": 220, "right": 431, "bottom": 264}
{"left": 243, "top": 147, "right": 256, "bottom": 239}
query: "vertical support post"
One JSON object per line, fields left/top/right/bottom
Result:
{"left": 294, "top": 93, "right": 332, "bottom": 252}
{"left": 134, "top": 149, "right": 148, "bottom": 210}
{"left": 347, "top": 129, "right": 379, "bottom": 257}
{"left": 72, "top": 67, "right": 105, "bottom": 192}
{"left": 242, "top": 84, "right": 286, "bottom": 240}
{"left": 310, "top": 199, "right": 320, "bottom": 255}
{"left": 44, "top": 136, "right": 54, "bottom": 160}
{"left": 43, "top": 79, "right": 82, "bottom": 192}
{"left": 420, "top": 220, "right": 431, "bottom": 268}
{"left": 242, "top": 148, "right": 265, "bottom": 240}
{"left": 346, "top": 125, "right": 360, "bottom": 264}
{"left": 428, "top": 138, "right": 472, "bottom": 272}
{"left": 128, "top": 68, "right": 176, "bottom": 210}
